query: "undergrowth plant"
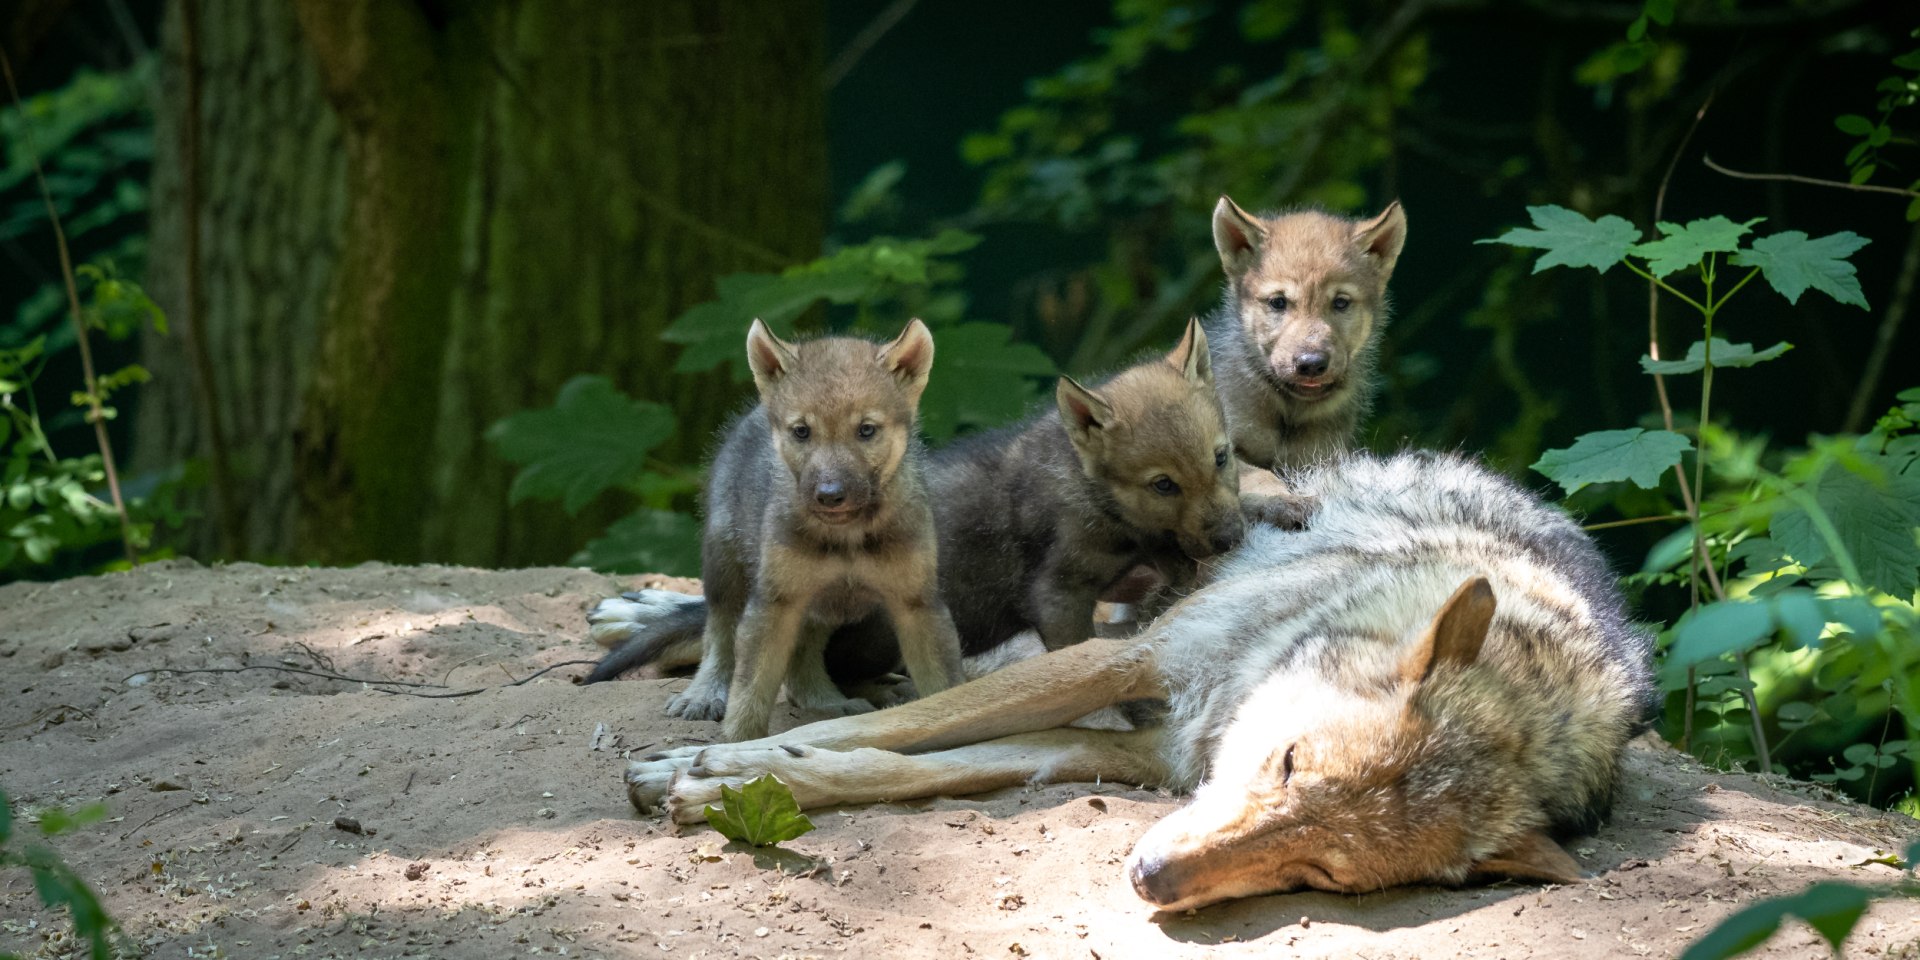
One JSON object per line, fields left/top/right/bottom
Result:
{"left": 490, "top": 231, "right": 1056, "bottom": 576}
{"left": 0, "top": 787, "right": 121, "bottom": 960}
{"left": 1483, "top": 205, "right": 1918, "bottom": 956}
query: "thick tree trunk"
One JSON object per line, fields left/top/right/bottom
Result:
{"left": 141, "top": 0, "right": 827, "bottom": 566}
{"left": 135, "top": 0, "right": 347, "bottom": 561}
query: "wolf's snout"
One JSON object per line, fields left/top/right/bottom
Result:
{"left": 814, "top": 480, "right": 847, "bottom": 508}
{"left": 1127, "top": 853, "right": 1178, "bottom": 906}
{"left": 1293, "top": 351, "right": 1329, "bottom": 378}
{"left": 1208, "top": 523, "right": 1243, "bottom": 556}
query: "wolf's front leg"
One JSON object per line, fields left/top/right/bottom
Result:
{"left": 666, "top": 604, "right": 738, "bottom": 722}
{"left": 661, "top": 728, "right": 1172, "bottom": 823}
{"left": 722, "top": 596, "right": 809, "bottom": 742}
{"left": 884, "top": 590, "right": 964, "bottom": 697}
{"left": 625, "top": 636, "right": 1164, "bottom": 811}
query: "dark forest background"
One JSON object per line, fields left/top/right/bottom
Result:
{"left": 3, "top": 1, "right": 1918, "bottom": 807}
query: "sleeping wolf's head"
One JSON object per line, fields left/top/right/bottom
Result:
{"left": 747, "top": 319, "right": 934, "bottom": 528}
{"left": 1056, "top": 318, "right": 1244, "bottom": 560}
{"left": 1125, "top": 577, "right": 1587, "bottom": 911}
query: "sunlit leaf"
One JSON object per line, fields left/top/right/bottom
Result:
{"left": 1771, "top": 453, "right": 1920, "bottom": 597}
{"left": 1640, "top": 339, "right": 1792, "bottom": 375}
{"left": 1629, "top": 216, "right": 1761, "bottom": 277}
{"left": 1531, "top": 428, "right": 1692, "bottom": 494}
{"left": 1730, "top": 231, "right": 1872, "bottom": 309}
{"left": 486, "top": 376, "right": 676, "bottom": 515}
{"left": 1478, "top": 204, "right": 1640, "bottom": 274}
{"left": 703, "top": 774, "right": 816, "bottom": 848}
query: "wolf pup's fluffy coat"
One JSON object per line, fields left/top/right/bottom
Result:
{"left": 667, "top": 318, "right": 964, "bottom": 743}
{"left": 1206, "top": 197, "right": 1406, "bottom": 471}
{"left": 588, "top": 319, "right": 1244, "bottom": 685}
{"left": 626, "top": 451, "right": 1656, "bottom": 911}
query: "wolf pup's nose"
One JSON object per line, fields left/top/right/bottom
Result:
{"left": 1209, "top": 524, "right": 1243, "bottom": 556}
{"left": 1293, "top": 351, "right": 1329, "bottom": 378}
{"left": 814, "top": 481, "right": 847, "bottom": 508}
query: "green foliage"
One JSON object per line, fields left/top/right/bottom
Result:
{"left": 1678, "top": 881, "right": 1875, "bottom": 960}
{"left": 1770, "top": 452, "right": 1920, "bottom": 598}
{"left": 702, "top": 774, "right": 816, "bottom": 848}
{"left": 487, "top": 375, "right": 678, "bottom": 515}
{"left": 1729, "top": 232, "right": 1872, "bottom": 309}
{"left": 0, "top": 261, "right": 175, "bottom": 577}
{"left": 1639, "top": 339, "right": 1792, "bottom": 376}
{"left": 570, "top": 508, "right": 703, "bottom": 577}
{"left": 1476, "top": 205, "right": 1640, "bottom": 274}
{"left": 1531, "top": 428, "right": 1692, "bottom": 494}
{"left": 0, "top": 786, "right": 121, "bottom": 960}
{"left": 1630, "top": 217, "right": 1761, "bottom": 278}
{"left": 1832, "top": 30, "right": 1920, "bottom": 218}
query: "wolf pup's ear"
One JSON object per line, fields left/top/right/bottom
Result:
{"left": 1467, "top": 830, "right": 1584, "bottom": 886}
{"left": 746, "top": 319, "right": 798, "bottom": 387}
{"left": 1056, "top": 376, "right": 1116, "bottom": 451}
{"left": 1167, "top": 317, "right": 1212, "bottom": 386}
{"left": 1212, "top": 196, "right": 1266, "bottom": 277}
{"left": 1353, "top": 201, "right": 1407, "bottom": 281}
{"left": 1401, "top": 576, "right": 1495, "bottom": 687}
{"left": 878, "top": 318, "right": 937, "bottom": 397}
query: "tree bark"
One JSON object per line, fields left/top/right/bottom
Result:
{"left": 141, "top": 0, "right": 828, "bottom": 566}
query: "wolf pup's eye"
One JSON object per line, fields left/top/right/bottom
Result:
{"left": 1265, "top": 293, "right": 1289, "bottom": 312}
{"left": 857, "top": 423, "right": 878, "bottom": 440}
{"left": 1214, "top": 447, "right": 1229, "bottom": 469}
{"left": 791, "top": 423, "right": 811, "bottom": 441}
{"left": 1282, "top": 743, "right": 1296, "bottom": 785}
{"left": 1151, "top": 475, "right": 1180, "bottom": 496}
{"left": 1331, "top": 294, "right": 1352, "bottom": 311}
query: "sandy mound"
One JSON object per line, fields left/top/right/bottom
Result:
{"left": 1, "top": 560, "right": 1916, "bottom": 959}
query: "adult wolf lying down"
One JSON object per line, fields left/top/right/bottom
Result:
{"left": 624, "top": 451, "right": 1657, "bottom": 910}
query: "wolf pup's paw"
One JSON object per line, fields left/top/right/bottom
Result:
{"left": 587, "top": 590, "right": 700, "bottom": 650}
{"left": 666, "top": 684, "right": 728, "bottom": 722}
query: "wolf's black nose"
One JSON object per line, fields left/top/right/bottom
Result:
{"left": 815, "top": 482, "right": 846, "bottom": 507}
{"left": 1129, "top": 855, "right": 1178, "bottom": 906}
{"left": 1294, "top": 351, "right": 1329, "bottom": 378}
{"left": 1210, "top": 525, "right": 1243, "bottom": 555}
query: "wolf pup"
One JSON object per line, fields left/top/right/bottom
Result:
{"left": 627, "top": 450, "right": 1656, "bottom": 911}
{"left": 664, "top": 318, "right": 964, "bottom": 744}
{"left": 588, "top": 319, "right": 1244, "bottom": 682}
{"left": 1206, "top": 196, "right": 1407, "bottom": 471}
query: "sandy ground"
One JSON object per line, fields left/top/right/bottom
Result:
{"left": 1, "top": 559, "right": 1917, "bottom": 960}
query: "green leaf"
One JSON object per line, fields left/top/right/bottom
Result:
{"left": 915, "top": 322, "right": 1057, "bottom": 441}
{"left": 1626, "top": 15, "right": 1647, "bottom": 41}
{"left": 569, "top": 507, "right": 702, "bottom": 577}
{"left": 1668, "top": 599, "right": 1775, "bottom": 667}
{"left": 1730, "top": 231, "right": 1872, "bottom": 309}
{"left": 1834, "top": 114, "right": 1875, "bottom": 136}
{"left": 703, "top": 774, "right": 816, "bottom": 848}
{"left": 1477, "top": 205, "right": 1641, "bottom": 274}
{"left": 1531, "top": 428, "right": 1692, "bottom": 494}
{"left": 486, "top": 376, "right": 677, "bottom": 515}
{"left": 1642, "top": 0, "right": 1675, "bottom": 25}
{"left": 1771, "top": 453, "right": 1920, "bottom": 597}
{"left": 1629, "top": 216, "right": 1762, "bottom": 277}
{"left": 1640, "top": 339, "right": 1792, "bottom": 375}
{"left": 35, "top": 803, "right": 106, "bottom": 837}
{"left": 1679, "top": 882, "right": 1871, "bottom": 960}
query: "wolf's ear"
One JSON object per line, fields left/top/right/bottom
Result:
{"left": 1056, "top": 376, "right": 1115, "bottom": 449}
{"left": 878, "top": 318, "right": 936, "bottom": 396}
{"left": 1167, "top": 318, "right": 1212, "bottom": 386}
{"left": 1353, "top": 201, "right": 1407, "bottom": 280}
{"left": 1212, "top": 196, "right": 1265, "bottom": 277}
{"left": 1401, "top": 576, "right": 1495, "bottom": 687}
{"left": 1467, "top": 830, "right": 1584, "bottom": 886}
{"left": 746, "top": 319, "right": 798, "bottom": 386}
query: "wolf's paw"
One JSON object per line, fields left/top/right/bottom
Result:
{"left": 853, "top": 674, "right": 918, "bottom": 709}
{"left": 625, "top": 754, "right": 695, "bottom": 813}
{"left": 666, "top": 682, "right": 728, "bottom": 722}
{"left": 663, "top": 743, "right": 838, "bottom": 824}
{"left": 587, "top": 590, "right": 699, "bottom": 649}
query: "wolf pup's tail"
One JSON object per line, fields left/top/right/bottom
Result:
{"left": 583, "top": 590, "right": 708, "bottom": 684}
